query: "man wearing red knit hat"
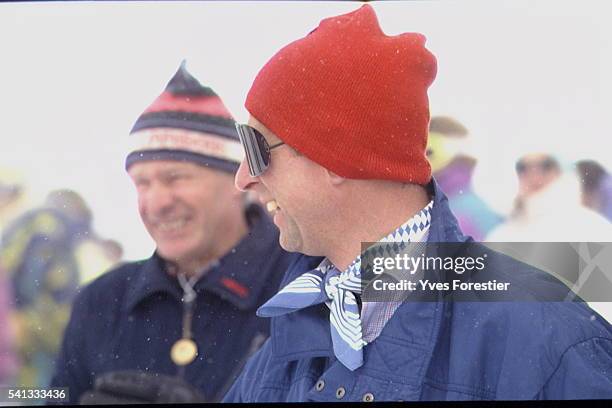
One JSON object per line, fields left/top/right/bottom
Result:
{"left": 226, "top": 5, "right": 612, "bottom": 402}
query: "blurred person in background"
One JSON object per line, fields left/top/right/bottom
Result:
{"left": 0, "top": 189, "right": 119, "bottom": 389}
{"left": 487, "top": 152, "right": 611, "bottom": 242}
{"left": 49, "top": 62, "right": 295, "bottom": 404}
{"left": 0, "top": 172, "right": 22, "bottom": 387}
{"left": 0, "top": 270, "right": 18, "bottom": 386}
{"left": 576, "top": 159, "right": 612, "bottom": 222}
{"left": 427, "top": 116, "right": 502, "bottom": 240}
{"left": 486, "top": 154, "right": 612, "bottom": 323}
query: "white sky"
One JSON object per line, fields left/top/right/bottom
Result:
{"left": 0, "top": 0, "right": 610, "bottom": 261}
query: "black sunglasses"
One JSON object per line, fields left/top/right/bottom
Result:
{"left": 515, "top": 157, "right": 559, "bottom": 174}
{"left": 235, "top": 123, "right": 285, "bottom": 177}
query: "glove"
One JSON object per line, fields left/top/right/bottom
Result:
{"left": 79, "top": 370, "right": 206, "bottom": 404}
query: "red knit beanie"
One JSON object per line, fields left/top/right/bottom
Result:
{"left": 245, "top": 5, "right": 437, "bottom": 184}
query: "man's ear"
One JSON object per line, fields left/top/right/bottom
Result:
{"left": 325, "top": 169, "right": 345, "bottom": 186}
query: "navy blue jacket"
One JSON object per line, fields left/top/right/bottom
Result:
{"left": 224, "top": 181, "right": 612, "bottom": 402}
{"left": 49, "top": 205, "right": 296, "bottom": 403}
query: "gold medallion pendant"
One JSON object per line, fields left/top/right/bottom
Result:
{"left": 171, "top": 338, "right": 198, "bottom": 366}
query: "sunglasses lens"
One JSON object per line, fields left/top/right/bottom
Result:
{"left": 235, "top": 124, "right": 270, "bottom": 177}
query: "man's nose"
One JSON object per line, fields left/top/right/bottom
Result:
{"left": 235, "top": 159, "right": 258, "bottom": 192}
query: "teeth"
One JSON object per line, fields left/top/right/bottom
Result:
{"left": 157, "top": 219, "right": 187, "bottom": 231}
{"left": 266, "top": 200, "right": 279, "bottom": 213}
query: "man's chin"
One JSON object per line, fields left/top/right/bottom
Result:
{"left": 156, "top": 245, "right": 194, "bottom": 263}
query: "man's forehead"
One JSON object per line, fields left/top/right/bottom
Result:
{"left": 247, "top": 116, "right": 283, "bottom": 145}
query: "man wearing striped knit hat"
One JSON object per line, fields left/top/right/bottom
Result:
{"left": 227, "top": 4, "right": 612, "bottom": 402}
{"left": 49, "top": 62, "right": 295, "bottom": 403}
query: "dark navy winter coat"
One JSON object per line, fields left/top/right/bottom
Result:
{"left": 49, "top": 205, "right": 296, "bottom": 403}
{"left": 224, "top": 181, "right": 612, "bottom": 402}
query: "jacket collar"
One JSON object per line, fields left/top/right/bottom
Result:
{"left": 426, "top": 177, "right": 468, "bottom": 244}
{"left": 125, "top": 204, "right": 281, "bottom": 312}
{"left": 270, "top": 178, "right": 468, "bottom": 360}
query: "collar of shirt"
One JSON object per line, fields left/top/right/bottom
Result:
{"left": 125, "top": 203, "right": 280, "bottom": 312}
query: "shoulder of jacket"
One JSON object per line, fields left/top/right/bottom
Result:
{"left": 73, "top": 260, "right": 146, "bottom": 307}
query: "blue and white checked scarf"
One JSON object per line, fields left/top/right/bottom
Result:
{"left": 257, "top": 201, "right": 434, "bottom": 371}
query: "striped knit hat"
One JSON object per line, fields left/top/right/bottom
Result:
{"left": 126, "top": 61, "right": 243, "bottom": 173}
